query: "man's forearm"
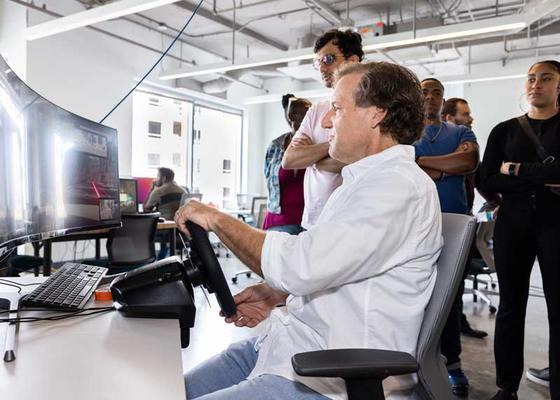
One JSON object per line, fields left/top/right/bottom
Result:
{"left": 315, "top": 156, "right": 345, "bottom": 173}
{"left": 210, "top": 213, "right": 266, "bottom": 276}
{"left": 282, "top": 142, "right": 330, "bottom": 170}
{"left": 417, "top": 150, "right": 478, "bottom": 175}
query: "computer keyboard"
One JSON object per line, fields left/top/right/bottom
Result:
{"left": 23, "top": 263, "right": 108, "bottom": 310}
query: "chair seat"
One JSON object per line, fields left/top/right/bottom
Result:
{"left": 469, "top": 258, "right": 491, "bottom": 275}
{"left": 7, "top": 255, "right": 43, "bottom": 276}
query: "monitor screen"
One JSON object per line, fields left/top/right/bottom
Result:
{"left": 119, "top": 178, "right": 138, "bottom": 214}
{"left": 0, "top": 54, "right": 121, "bottom": 251}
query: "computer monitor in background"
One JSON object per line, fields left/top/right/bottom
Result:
{"left": 135, "top": 177, "right": 154, "bottom": 205}
{"left": 0, "top": 54, "right": 121, "bottom": 255}
{"left": 119, "top": 178, "right": 138, "bottom": 214}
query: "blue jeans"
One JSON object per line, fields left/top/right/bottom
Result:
{"left": 266, "top": 224, "right": 304, "bottom": 235}
{"left": 185, "top": 337, "right": 329, "bottom": 400}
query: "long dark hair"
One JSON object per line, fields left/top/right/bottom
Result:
{"left": 529, "top": 60, "right": 560, "bottom": 107}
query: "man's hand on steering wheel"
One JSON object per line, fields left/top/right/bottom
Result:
{"left": 175, "top": 200, "right": 219, "bottom": 234}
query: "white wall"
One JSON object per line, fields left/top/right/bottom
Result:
{"left": 0, "top": 1, "right": 27, "bottom": 78}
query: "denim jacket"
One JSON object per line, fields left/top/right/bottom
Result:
{"left": 264, "top": 132, "right": 292, "bottom": 214}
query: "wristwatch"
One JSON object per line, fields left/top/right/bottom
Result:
{"left": 508, "top": 163, "right": 517, "bottom": 176}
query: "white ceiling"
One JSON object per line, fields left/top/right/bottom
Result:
{"left": 18, "top": 0, "right": 560, "bottom": 88}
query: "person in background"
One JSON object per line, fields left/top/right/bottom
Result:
{"left": 415, "top": 78, "right": 479, "bottom": 398}
{"left": 144, "top": 167, "right": 187, "bottom": 258}
{"left": 263, "top": 94, "right": 311, "bottom": 234}
{"left": 282, "top": 28, "right": 363, "bottom": 229}
{"left": 442, "top": 97, "right": 488, "bottom": 340}
{"left": 479, "top": 60, "right": 560, "bottom": 400}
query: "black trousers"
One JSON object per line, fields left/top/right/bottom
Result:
{"left": 493, "top": 198, "right": 560, "bottom": 399}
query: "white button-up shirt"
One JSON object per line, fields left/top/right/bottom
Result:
{"left": 250, "top": 145, "right": 443, "bottom": 400}
{"left": 294, "top": 100, "right": 343, "bottom": 229}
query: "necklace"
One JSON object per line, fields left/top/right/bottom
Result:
{"left": 428, "top": 123, "right": 444, "bottom": 143}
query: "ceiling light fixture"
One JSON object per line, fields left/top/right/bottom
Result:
{"left": 25, "top": 0, "right": 183, "bottom": 41}
{"left": 160, "top": 15, "right": 526, "bottom": 80}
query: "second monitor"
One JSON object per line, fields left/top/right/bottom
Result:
{"left": 119, "top": 178, "right": 138, "bottom": 214}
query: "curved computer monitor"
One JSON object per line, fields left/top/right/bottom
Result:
{"left": 0, "top": 54, "right": 121, "bottom": 254}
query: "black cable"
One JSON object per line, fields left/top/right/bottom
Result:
{"left": 0, "top": 306, "right": 116, "bottom": 323}
{"left": 99, "top": 0, "right": 204, "bottom": 124}
{"left": 0, "top": 281, "right": 22, "bottom": 293}
{"left": 0, "top": 279, "right": 42, "bottom": 287}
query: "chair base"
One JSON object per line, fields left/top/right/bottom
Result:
{"left": 346, "top": 378, "right": 385, "bottom": 400}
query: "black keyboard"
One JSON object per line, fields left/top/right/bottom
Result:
{"left": 23, "top": 263, "right": 108, "bottom": 310}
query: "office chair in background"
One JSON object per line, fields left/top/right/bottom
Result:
{"left": 79, "top": 213, "right": 160, "bottom": 274}
{"left": 231, "top": 197, "right": 267, "bottom": 284}
{"left": 292, "top": 213, "right": 476, "bottom": 400}
{"left": 465, "top": 219, "right": 498, "bottom": 313}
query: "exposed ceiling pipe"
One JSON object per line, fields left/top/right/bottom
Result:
{"left": 173, "top": 1, "right": 288, "bottom": 51}
{"left": 10, "top": 0, "right": 195, "bottom": 65}
{"left": 214, "top": 0, "right": 278, "bottom": 14}
{"left": 305, "top": 0, "right": 343, "bottom": 25}
{"left": 129, "top": 13, "right": 229, "bottom": 60}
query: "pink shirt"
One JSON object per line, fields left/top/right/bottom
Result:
{"left": 294, "top": 100, "right": 342, "bottom": 229}
{"left": 263, "top": 167, "right": 305, "bottom": 229}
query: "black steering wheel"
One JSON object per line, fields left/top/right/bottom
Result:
{"left": 183, "top": 221, "right": 237, "bottom": 318}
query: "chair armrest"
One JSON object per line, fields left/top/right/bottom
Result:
{"left": 292, "top": 349, "right": 418, "bottom": 380}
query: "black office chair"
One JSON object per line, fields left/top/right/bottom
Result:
{"left": 4, "top": 254, "right": 43, "bottom": 277}
{"left": 292, "top": 213, "right": 476, "bottom": 400}
{"left": 465, "top": 219, "right": 498, "bottom": 313}
{"left": 105, "top": 213, "right": 160, "bottom": 274}
{"left": 80, "top": 213, "right": 160, "bottom": 274}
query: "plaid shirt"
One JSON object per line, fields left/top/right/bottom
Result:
{"left": 264, "top": 132, "right": 292, "bottom": 214}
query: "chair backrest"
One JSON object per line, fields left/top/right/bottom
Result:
{"left": 181, "top": 192, "right": 203, "bottom": 205}
{"left": 475, "top": 220, "right": 495, "bottom": 271}
{"left": 414, "top": 213, "right": 476, "bottom": 400}
{"left": 107, "top": 213, "right": 160, "bottom": 267}
{"left": 251, "top": 196, "right": 267, "bottom": 218}
{"left": 256, "top": 203, "right": 267, "bottom": 229}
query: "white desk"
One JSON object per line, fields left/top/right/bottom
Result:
{"left": 0, "top": 278, "right": 186, "bottom": 400}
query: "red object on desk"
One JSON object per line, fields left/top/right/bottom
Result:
{"left": 135, "top": 177, "right": 154, "bottom": 204}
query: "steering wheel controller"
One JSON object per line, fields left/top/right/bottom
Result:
{"left": 110, "top": 221, "right": 236, "bottom": 347}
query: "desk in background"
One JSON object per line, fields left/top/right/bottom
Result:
{"left": 0, "top": 277, "right": 185, "bottom": 400}
{"left": 34, "top": 220, "right": 178, "bottom": 276}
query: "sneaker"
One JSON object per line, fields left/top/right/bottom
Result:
{"left": 489, "top": 390, "right": 518, "bottom": 400}
{"left": 448, "top": 368, "right": 469, "bottom": 397}
{"left": 526, "top": 366, "right": 550, "bottom": 387}
{"left": 461, "top": 314, "right": 488, "bottom": 338}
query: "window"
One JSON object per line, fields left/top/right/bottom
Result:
{"left": 222, "top": 159, "right": 232, "bottom": 173}
{"left": 148, "top": 121, "right": 162, "bottom": 138}
{"left": 173, "top": 153, "right": 181, "bottom": 167}
{"left": 191, "top": 105, "right": 243, "bottom": 206}
{"left": 147, "top": 153, "right": 160, "bottom": 167}
{"left": 132, "top": 91, "right": 191, "bottom": 186}
{"left": 173, "top": 121, "right": 182, "bottom": 136}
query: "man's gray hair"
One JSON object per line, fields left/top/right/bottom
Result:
{"left": 337, "top": 62, "right": 425, "bottom": 144}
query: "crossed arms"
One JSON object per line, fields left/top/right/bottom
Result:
{"left": 417, "top": 141, "right": 479, "bottom": 180}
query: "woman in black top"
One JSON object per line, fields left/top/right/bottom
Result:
{"left": 479, "top": 60, "right": 560, "bottom": 400}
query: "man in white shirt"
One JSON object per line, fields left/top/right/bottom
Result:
{"left": 175, "top": 62, "right": 443, "bottom": 400}
{"left": 282, "top": 29, "right": 363, "bottom": 229}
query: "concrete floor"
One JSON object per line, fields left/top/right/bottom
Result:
{"left": 183, "top": 255, "right": 552, "bottom": 400}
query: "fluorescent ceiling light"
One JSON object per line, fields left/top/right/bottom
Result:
{"left": 244, "top": 72, "right": 527, "bottom": 105}
{"left": 25, "top": 0, "right": 183, "bottom": 41}
{"left": 362, "top": 22, "right": 526, "bottom": 52}
{"left": 160, "top": 15, "right": 526, "bottom": 80}
{"left": 442, "top": 73, "right": 526, "bottom": 85}
{"left": 243, "top": 88, "right": 332, "bottom": 105}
